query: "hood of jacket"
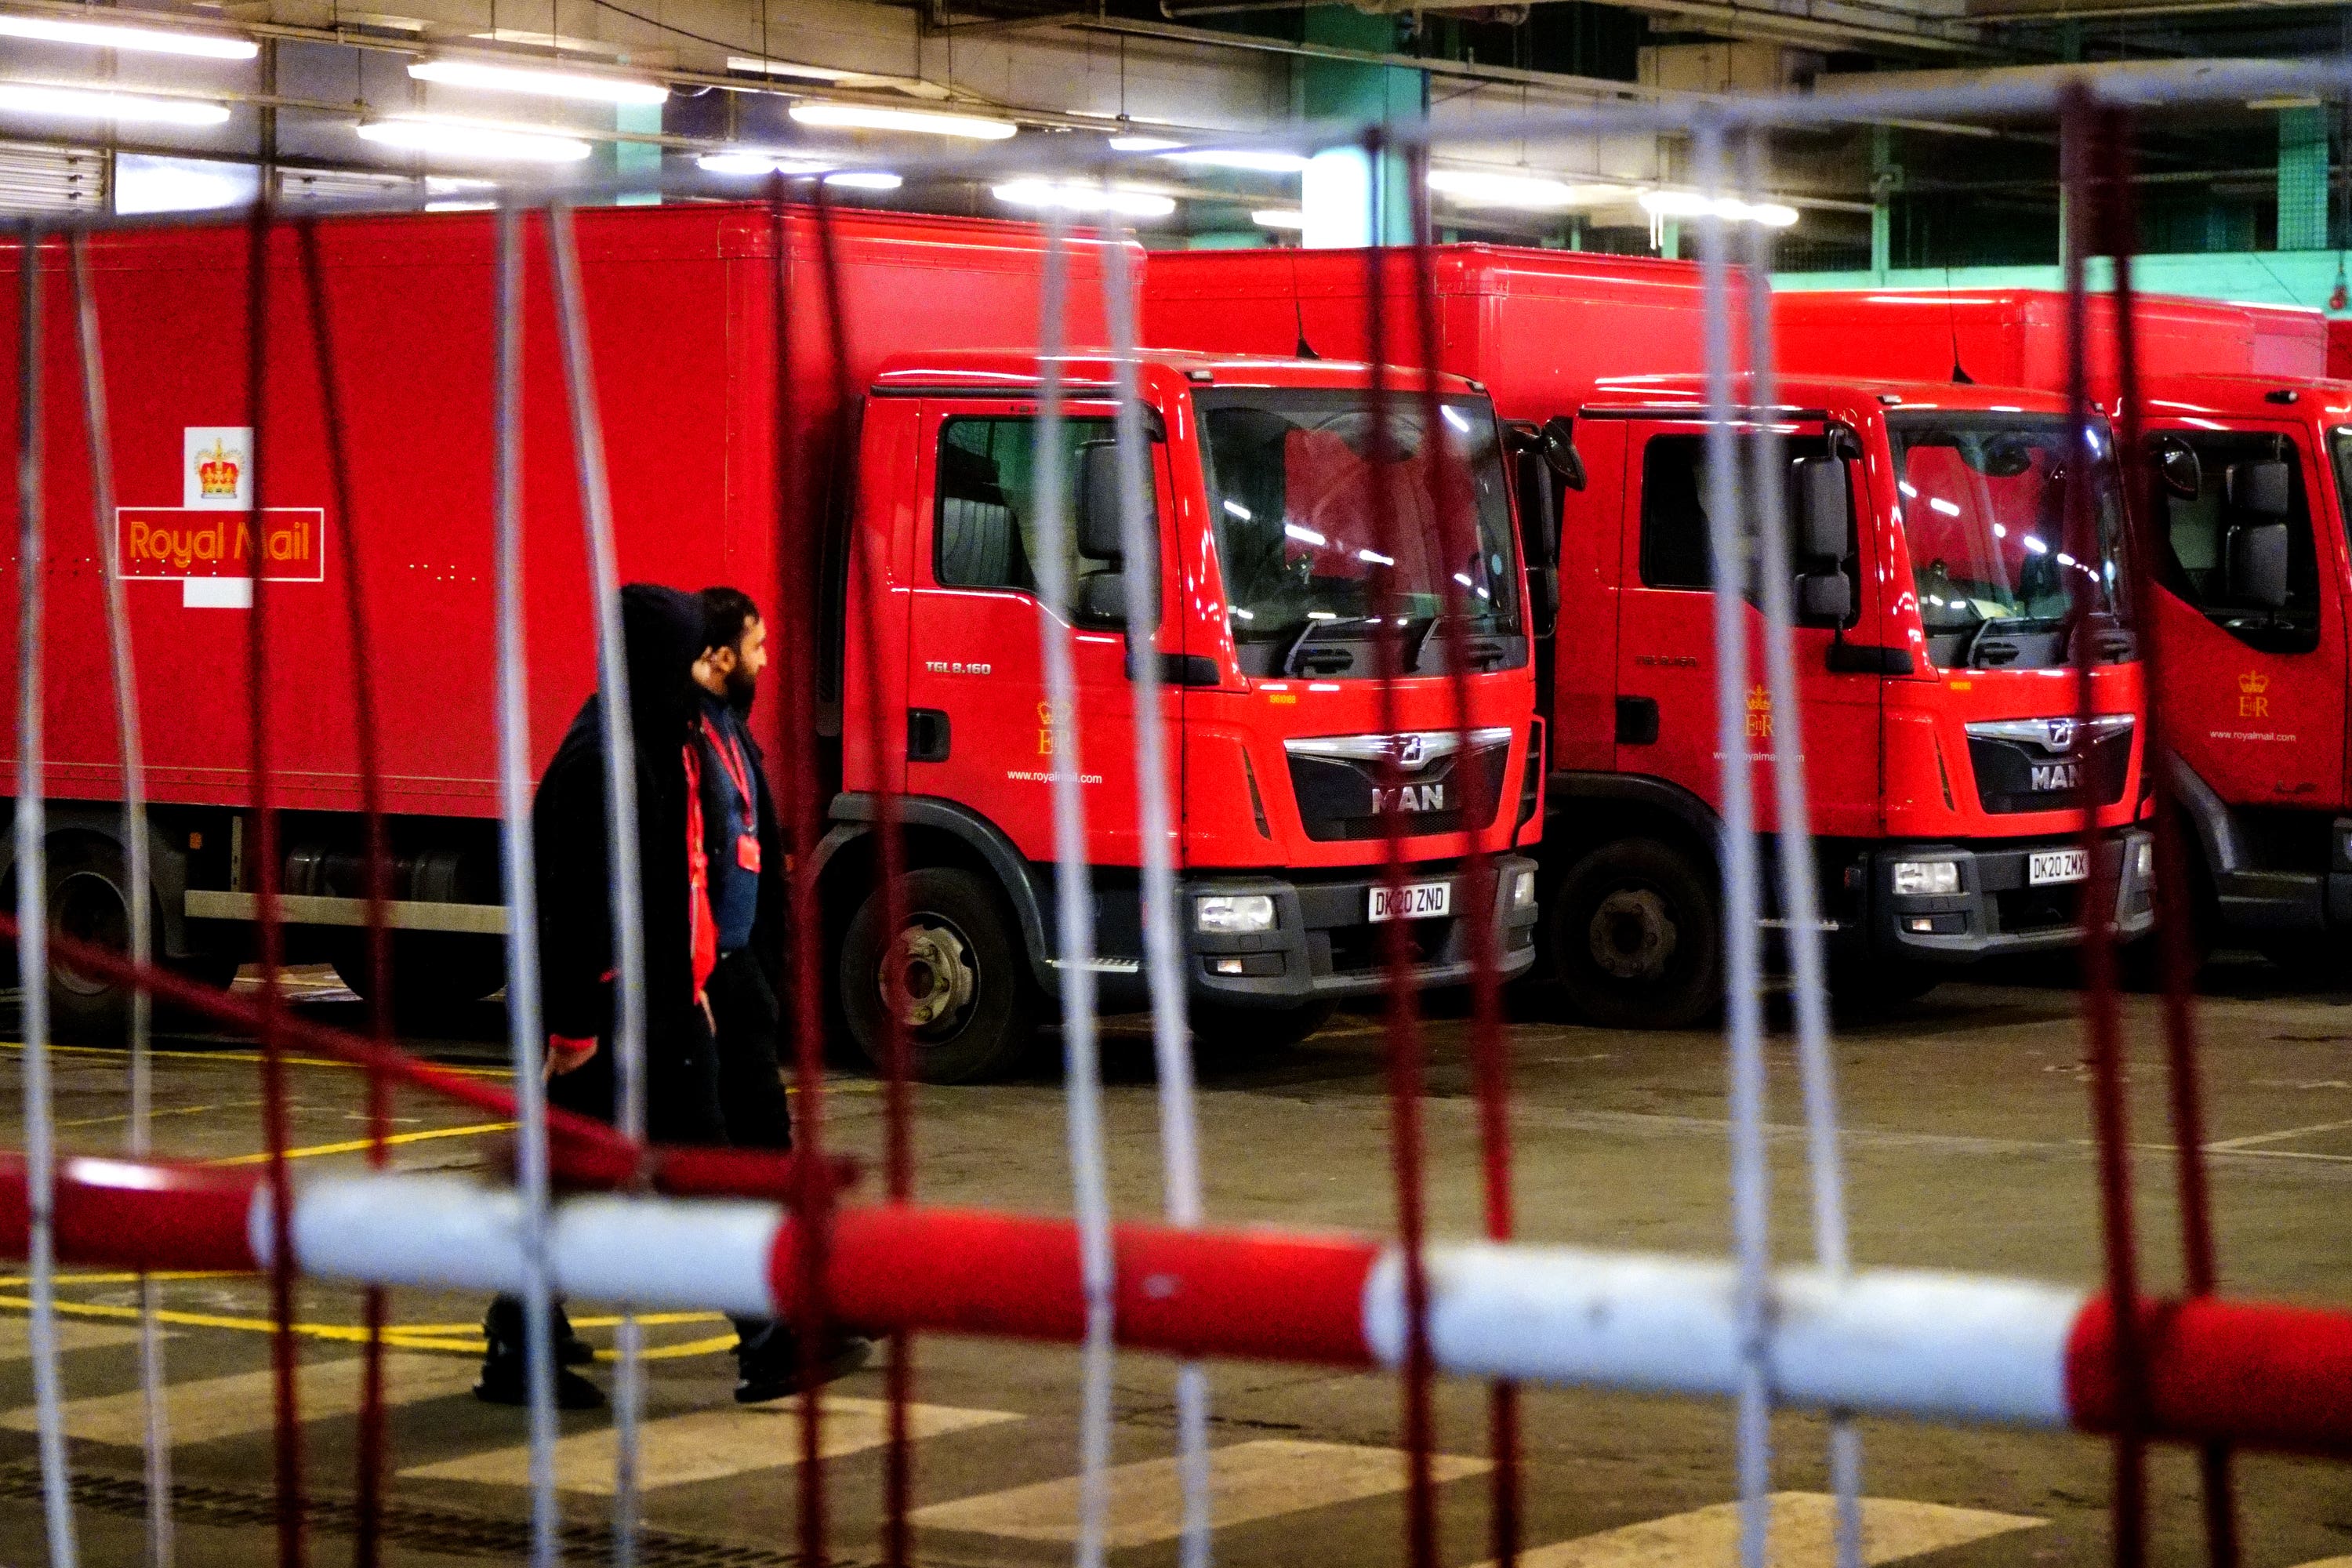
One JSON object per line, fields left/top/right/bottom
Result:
{"left": 618, "top": 583, "right": 706, "bottom": 756}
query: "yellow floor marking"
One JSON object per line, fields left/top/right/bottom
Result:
{"left": 2206, "top": 1116, "right": 2352, "bottom": 1152}
{"left": 0, "top": 1040, "right": 514, "bottom": 1078}
{"left": 0, "top": 1317, "right": 157, "bottom": 1359}
{"left": 206, "top": 1120, "right": 514, "bottom": 1167}
{"left": 1482, "top": 1493, "right": 2044, "bottom": 1568}
{"left": 0, "top": 1350, "right": 479, "bottom": 1446}
{"left": 909, "top": 1438, "right": 1490, "bottom": 1548}
{"left": 0, "top": 1271, "right": 237, "bottom": 1289}
{"left": 57, "top": 1100, "right": 256, "bottom": 1130}
{"left": 2286, "top": 1558, "right": 2352, "bottom": 1568}
{"left": 401, "top": 1394, "right": 1019, "bottom": 1494}
{"left": 0, "top": 1298, "right": 738, "bottom": 1360}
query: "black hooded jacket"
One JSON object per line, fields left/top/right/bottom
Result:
{"left": 533, "top": 583, "right": 785, "bottom": 1051}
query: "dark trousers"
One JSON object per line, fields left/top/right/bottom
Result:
{"left": 488, "top": 951, "right": 794, "bottom": 1357}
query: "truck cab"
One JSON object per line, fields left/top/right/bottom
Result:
{"left": 826, "top": 348, "right": 1543, "bottom": 1077}
{"left": 1547, "top": 372, "right": 2151, "bottom": 1022}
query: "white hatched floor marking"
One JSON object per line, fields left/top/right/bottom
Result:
{"left": 0, "top": 1318, "right": 155, "bottom": 1359}
{"left": 909, "top": 1437, "right": 1490, "bottom": 1548}
{"left": 0, "top": 1351, "right": 478, "bottom": 1447}
{"left": 401, "top": 1395, "right": 1022, "bottom": 1494}
{"left": 1483, "top": 1492, "right": 2044, "bottom": 1568}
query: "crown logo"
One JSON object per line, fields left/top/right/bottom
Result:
{"left": 1747, "top": 684, "right": 1771, "bottom": 711}
{"left": 195, "top": 439, "right": 240, "bottom": 499}
{"left": 2239, "top": 670, "right": 2270, "bottom": 695}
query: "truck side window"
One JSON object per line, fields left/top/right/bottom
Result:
{"left": 1638, "top": 433, "right": 1843, "bottom": 592}
{"left": 2155, "top": 430, "right": 2319, "bottom": 655}
{"left": 933, "top": 415, "right": 1119, "bottom": 615}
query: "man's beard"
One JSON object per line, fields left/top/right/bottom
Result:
{"left": 724, "top": 662, "right": 758, "bottom": 713}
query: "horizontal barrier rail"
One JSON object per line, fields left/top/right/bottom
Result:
{"left": 3, "top": 1158, "right": 2348, "bottom": 1459}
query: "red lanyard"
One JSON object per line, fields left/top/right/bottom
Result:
{"left": 700, "top": 715, "right": 757, "bottom": 833}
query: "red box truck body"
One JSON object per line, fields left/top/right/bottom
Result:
{"left": 1149, "top": 248, "right": 2151, "bottom": 1024}
{"left": 1784, "top": 286, "right": 2352, "bottom": 968}
{"left": 1, "top": 205, "right": 1542, "bottom": 1074}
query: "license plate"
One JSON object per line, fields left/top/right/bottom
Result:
{"left": 1370, "top": 880, "right": 1451, "bottom": 923}
{"left": 2029, "top": 848, "right": 2089, "bottom": 886}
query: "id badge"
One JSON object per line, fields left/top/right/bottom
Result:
{"left": 736, "top": 833, "right": 762, "bottom": 873}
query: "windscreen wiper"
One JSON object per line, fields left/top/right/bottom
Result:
{"left": 1281, "top": 616, "right": 1362, "bottom": 676}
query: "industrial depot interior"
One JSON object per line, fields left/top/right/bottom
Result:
{"left": 9, "top": 2, "right": 2352, "bottom": 1568}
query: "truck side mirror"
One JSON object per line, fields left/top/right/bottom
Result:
{"left": 2152, "top": 434, "right": 2202, "bottom": 499}
{"left": 1796, "top": 569, "right": 1853, "bottom": 624}
{"left": 1791, "top": 456, "right": 1849, "bottom": 559}
{"left": 2228, "top": 521, "right": 2291, "bottom": 609}
{"left": 1074, "top": 568, "right": 1130, "bottom": 626}
{"left": 1076, "top": 440, "right": 1155, "bottom": 560}
{"left": 1540, "top": 415, "right": 1586, "bottom": 492}
{"left": 2226, "top": 459, "right": 2291, "bottom": 518}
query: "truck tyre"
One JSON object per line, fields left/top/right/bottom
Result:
{"left": 1548, "top": 837, "right": 1720, "bottom": 1029}
{"left": 840, "top": 867, "right": 1038, "bottom": 1083}
{"left": 1189, "top": 1000, "right": 1335, "bottom": 1055}
{"left": 45, "top": 836, "right": 137, "bottom": 1042}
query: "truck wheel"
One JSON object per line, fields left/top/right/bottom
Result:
{"left": 840, "top": 867, "right": 1038, "bottom": 1083}
{"left": 1548, "top": 837, "right": 1720, "bottom": 1029}
{"left": 45, "top": 837, "right": 136, "bottom": 1042}
{"left": 1189, "top": 1000, "right": 1334, "bottom": 1054}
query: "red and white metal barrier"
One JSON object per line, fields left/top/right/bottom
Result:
{"left": 7, "top": 1156, "right": 2351, "bottom": 1459}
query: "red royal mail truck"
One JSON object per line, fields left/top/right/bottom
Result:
{"left": 1783, "top": 288, "right": 2352, "bottom": 971}
{"left": 1, "top": 205, "right": 1542, "bottom": 1077}
{"left": 1148, "top": 249, "right": 2152, "bottom": 1025}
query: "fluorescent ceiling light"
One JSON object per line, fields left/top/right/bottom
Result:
{"left": 788, "top": 102, "right": 1014, "bottom": 140}
{"left": 1251, "top": 209, "right": 1304, "bottom": 230}
{"left": 408, "top": 57, "right": 667, "bottom": 106}
{"left": 468, "top": 30, "right": 615, "bottom": 53}
{"left": 695, "top": 148, "right": 834, "bottom": 176}
{"left": 1160, "top": 148, "right": 1309, "bottom": 174}
{"left": 728, "top": 56, "right": 883, "bottom": 85}
{"left": 823, "top": 170, "right": 901, "bottom": 190}
{"left": 1639, "top": 189, "right": 1798, "bottom": 227}
{"left": 0, "top": 82, "right": 228, "bottom": 125}
{"left": 992, "top": 179, "right": 1174, "bottom": 217}
{"left": 1428, "top": 168, "right": 1577, "bottom": 209}
{"left": 1109, "top": 134, "right": 1184, "bottom": 152}
{"left": 356, "top": 117, "right": 593, "bottom": 162}
{"left": 0, "top": 13, "right": 256, "bottom": 58}
{"left": 116, "top": 154, "right": 256, "bottom": 214}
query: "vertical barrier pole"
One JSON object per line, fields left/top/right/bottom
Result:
{"left": 2058, "top": 83, "right": 2148, "bottom": 1568}
{"left": 1358, "top": 127, "right": 1440, "bottom": 1568}
{"left": 241, "top": 193, "right": 307, "bottom": 1568}
{"left": 547, "top": 202, "right": 649, "bottom": 1568}
{"left": 70, "top": 229, "right": 175, "bottom": 1568}
{"left": 1095, "top": 188, "right": 1214, "bottom": 1568}
{"left": 1735, "top": 128, "right": 1863, "bottom": 1568}
{"left": 1403, "top": 147, "right": 1519, "bottom": 1568}
{"left": 16, "top": 220, "right": 80, "bottom": 1568}
{"left": 492, "top": 200, "right": 563, "bottom": 1568}
{"left": 292, "top": 216, "right": 392, "bottom": 1568}
{"left": 1693, "top": 115, "right": 1773, "bottom": 1568}
{"left": 1040, "top": 204, "right": 1117, "bottom": 1568}
{"left": 2089, "top": 102, "right": 2234, "bottom": 1568}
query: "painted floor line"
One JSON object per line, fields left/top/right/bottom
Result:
{"left": 0, "top": 1350, "right": 481, "bottom": 1446}
{"left": 1482, "top": 1492, "right": 2045, "bottom": 1568}
{"left": 909, "top": 1437, "right": 1489, "bottom": 1548}
{"left": 207, "top": 1120, "right": 515, "bottom": 1167}
{"left": 0, "top": 1298, "right": 742, "bottom": 1360}
{"left": 402, "top": 1394, "right": 1020, "bottom": 1494}
{"left": 0, "top": 1317, "right": 160, "bottom": 1360}
{"left": 0, "top": 1038, "right": 514, "bottom": 1077}
{"left": 2205, "top": 1116, "right": 2352, "bottom": 1152}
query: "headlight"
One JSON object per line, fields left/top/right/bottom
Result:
{"left": 1509, "top": 868, "right": 1537, "bottom": 911}
{"left": 1196, "top": 893, "right": 1276, "bottom": 935}
{"left": 1891, "top": 859, "right": 1960, "bottom": 896}
{"left": 2133, "top": 838, "right": 2154, "bottom": 884}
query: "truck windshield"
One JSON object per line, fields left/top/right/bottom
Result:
{"left": 1196, "top": 389, "right": 1519, "bottom": 652}
{"left": 1888, "top": 412, "right": 2133, "bottom": 670}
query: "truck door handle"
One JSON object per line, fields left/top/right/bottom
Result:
{"left": 907, "top": 709, "right": 951, "bottom": 763}
{"left": 1616, "top": 696, "right": 1660, "bottom": 746}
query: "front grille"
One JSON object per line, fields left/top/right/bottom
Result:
{"left": 1994, "top": 883, "right": 2082, "bottom": 935}
{"left": 1965, "top": 716, "right": 2132, "bottom": 816}
{"left": 1285, "top": 729, "right": 1512, "bottom": 843}
{"left": 1326, "top": 916, "right": 1454, "bottom": 975}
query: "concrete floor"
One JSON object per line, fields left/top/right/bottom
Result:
{"left": 1, "top": 958, "right": 2350, "bottom": 1568}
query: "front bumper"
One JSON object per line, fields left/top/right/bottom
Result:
{"left": 1181, "top": 855, "right": 1541, "bottom": 1007}
{"left": 1860, "top": 829, "right": 2154, "bottom": 964}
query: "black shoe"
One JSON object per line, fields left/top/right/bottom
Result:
{"left": 474, "top": 1354, "right": 607, "bottom": 1410}
{"left": 551, "top": 1305, "right": 596, "bottom": 1367}
{"left": 733, "top": 1329, "right": 873, "bottom": 1405}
